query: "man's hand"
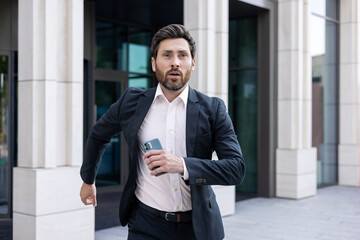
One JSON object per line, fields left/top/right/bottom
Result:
{"left": 143, "top": 150, "right": 184, "bottom": 176}
{"left": 80, "top": 182, "right": 97, "bottom": 207}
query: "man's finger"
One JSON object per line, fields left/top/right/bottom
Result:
{"left": 92, "top": 196, "right": 97, "bottom": 207}
{"left": 143, "top": 149, "right": 163, "bottom": 159}
{"left": 85, "top": 197, "right": 97, "bottom": 207}
{"left": 86, "top": 198, "right": 93, "bottom": 204}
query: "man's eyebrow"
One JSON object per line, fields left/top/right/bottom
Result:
{"left": 160, "top": 49, "right": 189, "bottom": 53}
{"left": 161, "top": 50, "right": 173, "bottom": 54}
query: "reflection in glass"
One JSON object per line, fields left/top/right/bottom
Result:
{"left": 229, "top": 16, "right": 258, "bottom": 194}
{"left": 229, "top": 17, "right": 257, "bottom": 68}
{"left": 311, "top": 14, "right": 338, "bottom": 186}
{"left": 311, "top": 0, "right": 338, "bottom": 20}
{"left": 96, "top": 21, "right": 127, "bottom": 71}
{"left": 0, "top": 55, "right": 9, "bottom": 214}
{"left": 129, "top": 28, "right": 151, "bottom": 74}
{"left": 95, "top": 81, "right": 121, "bottom": 186}
{"left": 129, "top": 74, "right": 152, "bottom": 89}
{"left": 229, "top": 70, "right": 257, "bottom": 193}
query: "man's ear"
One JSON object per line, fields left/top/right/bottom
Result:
{"left": 191, "top": 58, "right": 195, "bottom": 71}
{"left": 151, "top": 57, "right": 156, "bottom": 72}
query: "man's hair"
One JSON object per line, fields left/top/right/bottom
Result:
{"left": 151, "top": 24, "right": 196, "bottom": 60}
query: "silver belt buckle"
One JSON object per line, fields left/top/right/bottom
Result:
{"left": 165, "top": 212, "right": 176, "bottom": 221}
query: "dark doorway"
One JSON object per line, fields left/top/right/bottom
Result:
{"left": 229, "top": 0, "right": 275, "bottom": 198}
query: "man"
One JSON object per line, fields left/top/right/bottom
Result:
{"left": 80, "top": 24, "right": 245, "bottom": 240}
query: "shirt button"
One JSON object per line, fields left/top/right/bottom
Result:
{"left": 174, "top": 188, "right": 178, "bottom": 191}
{"left": 176, "top": 206, "right": 180, "bottom": 210}
{"left": 168, "top": 128, "right": 173, "bottom": 132}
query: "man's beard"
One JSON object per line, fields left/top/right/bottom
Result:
{"left": 155, "top": 66, "right": 192, "bottom": 91}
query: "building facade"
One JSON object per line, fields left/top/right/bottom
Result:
{"left": 0, "top": 0, "right": 359, "bottom": 239}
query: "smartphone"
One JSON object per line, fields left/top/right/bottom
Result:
{"left": 142, "top": 138, "right": 166, "bottom": 176}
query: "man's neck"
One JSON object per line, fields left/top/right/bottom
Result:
{"left": 160, "top": 84, "right": 187, "bottom": 102}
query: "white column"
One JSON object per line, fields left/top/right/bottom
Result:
{"left": 184, "top": 0, "right": 234, "bottom": 216}
{"left": 14, "top": 0, "right": 94, "bottom": 239}
{"left": 184, "top": 0, "right": 228, "bottom": 101}
{"left": 276, "top": 0, "right": 317, "bottom": 199}
{"left": 338, "top": 0, "right": 360, "bottom": 186}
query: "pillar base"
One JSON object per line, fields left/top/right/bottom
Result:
{"left": 339, "top": 144, "right": 360, "bottom": 186}
{"left": 13, "top": 208, "right": 94, "bottom": 240}
{"left": 276, "top": 148, "right": 317, "bottom": 199}
{"left": 13, "top": 166, "right": 94, "bottom": 240}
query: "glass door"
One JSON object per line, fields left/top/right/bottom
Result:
{"left": 0, "top": 53, "right": 10, "bottom": 218}
{"left": 229, "top": 16, "right": 258, "bottom": 194}
{"left": 94, "top": 80, "right": 122, "bottom": 186}
{"left": 93, "top": 69, "right": 128, "bottom": 187}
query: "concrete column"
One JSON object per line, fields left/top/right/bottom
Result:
{"left": 276, "top": 0, "right": 317, "bottom": 199}
{"left": 14, "top": 0, "right": 94, "bottom": 239}
{"left": 184, "top": 0, "right": 228, "bottom": 102}
{"left": 184, "top": 0, "right": 234, "bottom": 216}
{"left": 338, "top": 0, "right": 360, "bottom": 186}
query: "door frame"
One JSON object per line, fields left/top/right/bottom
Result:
{"left": 92, "top": 68, "right": 129, "bottom": 190}
{"left": 230, "top": 0, "right": 278, "bottom": 198}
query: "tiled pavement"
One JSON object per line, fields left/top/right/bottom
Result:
{"left": 95, "top": 186, "right": 360, "bottom": 240}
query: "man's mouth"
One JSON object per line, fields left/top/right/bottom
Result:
{"left": 168, "top": 71, "right": 181, "bottom": 78}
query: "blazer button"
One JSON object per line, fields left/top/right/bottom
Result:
{"left": 195, "top": 178, "right": 206, "bottom": 184}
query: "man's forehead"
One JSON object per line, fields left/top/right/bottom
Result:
{"left": 158, "top": 38, "right": 191, "bottom": 52}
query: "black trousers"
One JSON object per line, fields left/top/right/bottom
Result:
{"left": 127, "top": 201, "right": 196, "bottom": 240}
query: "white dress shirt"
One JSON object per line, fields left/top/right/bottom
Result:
{"left": 135, "top": 84, "right": 191, "bottom": 212}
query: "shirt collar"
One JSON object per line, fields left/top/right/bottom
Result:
{"left": 154, "top": 84, "right": 189, "bottom": 106}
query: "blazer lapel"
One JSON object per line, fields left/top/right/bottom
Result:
{"left": 129, "top": 88, "right": 156, "bottom": 166}
{"left": 186, "top": 87, "right": 200, "bottom": 157}
{"left": 131, "top": 88, "right": 155, "bottom": 135}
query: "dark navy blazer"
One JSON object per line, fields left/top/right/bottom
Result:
{"left": 80, "top": 86, "right": 245, "bottom": 240}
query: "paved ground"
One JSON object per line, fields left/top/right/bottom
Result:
{"left": 95, "top": 185, "right": 360, "bottom": 240}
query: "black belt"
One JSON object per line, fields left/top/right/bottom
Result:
{"left": 136, "top": 199, "right": 192, "bottom": 223}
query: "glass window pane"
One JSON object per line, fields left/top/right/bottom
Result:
{"left": 310, "top": 16, "right": 325, "bottom": 56}
{"left": 325, "top": 0, "right": 338, "bottom": 20}
{"left": 129, "top": 74, "right": 152, "bottom": 89}
{"left": 96, "top": 21, "right": 127, "bottom": 71}
{"left": 229, "top": 70, "right": 257, "bottom": 193}
{"left": 311, "top": 0, "right": 338, "bottom": 20}
{"left": 95, "top": 81, "right": 121, "bottom": 186}
{"left": 229, "top": 17, "right": 257, "bottom": 68}
{"left": 129, "top": 28, "right": 151, "bottom": 74}
{"left": 0, "top": 55, "right": 9, "bottom": 214}
{"left": 311, "top": 15, "right": 338, "bottom": 186}
{"left": 312, "top": 0, "right": 326, "bottom": 16}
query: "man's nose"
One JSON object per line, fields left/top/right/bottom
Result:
{"left": 171, "top": 57, "right": 180, "bottom": 68}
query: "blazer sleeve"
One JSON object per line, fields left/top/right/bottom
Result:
{"left": 184, "top": 99, "right": 246, "bottom": 186}
{"left": 80, "top": 88, "right": 130, "bottom": 184}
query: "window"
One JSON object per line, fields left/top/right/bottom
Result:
{"left": 311, "top": 0, "right": 339, "bottom": 186}
{"left": 96, "top": 21, "right": 153, "bottom": 89}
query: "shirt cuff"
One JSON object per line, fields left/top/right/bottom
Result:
{"left": 181, "top": 157, "right": 189, "bottom": 180}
